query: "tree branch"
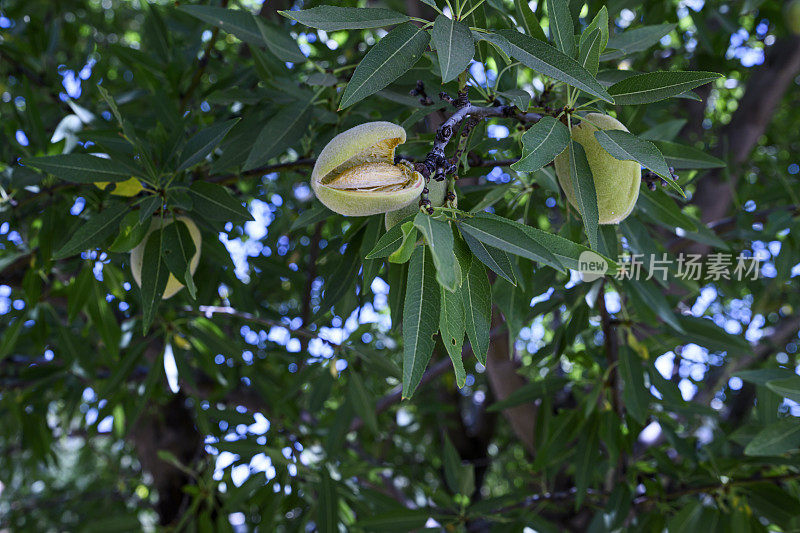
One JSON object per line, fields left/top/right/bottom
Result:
{"left": 691, "top": 36, "right": 800, "bottom": 251}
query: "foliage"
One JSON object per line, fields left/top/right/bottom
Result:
{"left": 1, "top": 0, "right": 800, "bottom": 530}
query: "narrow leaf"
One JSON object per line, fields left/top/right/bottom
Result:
{"left": 402, "top": 247, "right": 440, "bottom": 398}
{"left": 498, "top": 29, "right": 613, "bottom": 103}
{"left": 511, "top": 116, "right": 570, "bottom": 172}
{"left": 177, "top": 119, "right": 239, "bottom": 172}
{"left": 459, "top": 214, "right": 563, "bottom": 271}
{"left": 432, "top": 15, "right": 475, "bottom": 83}
{"left": 439, "top": 286, "right": 466, "bottom": 388}
{"left": 255, "top": 18, "right": 306, "bottom": 63}
{"left": 608, "top": 71, "right": 721, "bottom": 105}
{"left": 22, "top": 154, "right": 135, "bottom": 183}
{"left": 602, "top": 23, "right": 676, "bottom": 60}
{"left": 244, "top": 100, "right": 311, "bottom": 170}
{"left": 577, "top": 28, "right": 601, "bottom": 76}
{"left": 460, "top": 257, "right": 491, "bottom": 366}
{"left": 340, "top": 22, "right": 430, "bottom": 109}
{"left": 188, "top": 181, "right": 253, "bottom": 223}
{"left": 593, "top": 129, "right": 679, "bottom": 192}
{"left": 55, "top": 207, "right": 129, "bottom": 259}
{"left": 744, "top": 419, "right": 800, "bottom": 456}
{"left": 460, "top": 231, "right": 517, "bottom": 285}
{"left": 568, "top": 140, "right": 599, "bottom": 250}
{"left": 278, "top": 6, "right": 410, "bottom": 31}
{"left": 654, "top": 140, "right": 726, "bottom": 169}
{"left": 179, "top": 5, "right": 262, "bottom": 46}
{"left": 161, "top": 220, "right": 198, "bottom": 300}
{"left": 546, "top": 0, "right": 575, "bottom": 57}
{"left": 514, "top": 0, "right": 547, "bottom": 41}
{"left": 140, "top": 227, "right": 169, "bottom": 333}
{"left": 414, "top": 213, "right": 458, "bottom": 291}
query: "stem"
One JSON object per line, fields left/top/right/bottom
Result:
{"left": 459, "top": 0, "right": 486, "bottom": 20}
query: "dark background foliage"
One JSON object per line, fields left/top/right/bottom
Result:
{"left": 1, "top": 0, "right": 800, "bottom": 531}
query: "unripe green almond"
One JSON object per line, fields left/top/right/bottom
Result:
{"left": 311, "top": 122, "right": 424, "bottom": 217}
{"left": 384, "top": 178, "right": 447, "bottom": 230}
{"left": 787, "top": 0, "right": 800, "bottom": 34}
{"left": 130, "top": 215, "right": 202, "bottom": 300}
{"left": 554, "top": 113, "right": 641, "bottom": 225}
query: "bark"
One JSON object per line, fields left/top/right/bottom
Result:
{"left": 691, "top": 36, "right": 800, "bottom": 235}
{"left": 484, "top": 309, "right": 537, "bottom": 454}
{"left": 131, "top": 393, "right": 202, "bottom": 525}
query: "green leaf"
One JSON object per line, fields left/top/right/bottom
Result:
{"left": 618, "top": 347, "right": 649, "bottom": 423}
{"left": 498, "top": 89, "right": 532, "bottom": 111}
{"left": 511, "top": 116, "right": 570, "bottom": 172}
{"left": 460, "top": 230, "right": 517, "bottom": 285}
{"left": 178, "top": 6, "right": 264, "bottom": 46}
{"left": 353, "top": 510, "right": 430, "bottom": 532}
{"left": 639, "top": 119, "right": 687, "bottom": 142}
{"left": 602, "top": 23, "right": 676, "bottom": 60}
{"left": 519, "top": 222, "right": 617, "bottom": 273}
{"left": 319, "top": 242, "right": 361, "bottom": 313}
{"left": 472, "top": 31, "right": 513, "bottom": 60}
{"left": 244, "top": 100, "right": 312, "bottom": 170}
{"left": 593, "top": 129, "right": 683, "bottom": 195}
{"left": 574, "top": 416, "right": 598, "bottom": 508}
{"left": 348, "top": 370, "right": 378, "bottom": 434}
{"left": 636, "top": 188, "right": 696, "bottom": 230}
{"left": 179, "top": 5, "right": 262, "bottom": 46}
{"left": 439, "top": 286, "right": 466, "bottom": 387}
{"left": 340, "top": 22, "right": 430, "bottom": 109}
{"left": 278, "top": 6, "right": 410, "bottom": 31}
{"left": 140, "top": 227, "right": 169, "bottom": 333}
{"left": 161, "top": 220, "right": 198, "bottom": 300}
{"left": 432, "top": 15, "right": 475, "bottom": 83}
{"left": 22, "top": 154, "right": 135, "bottom": 183}
{"left": 188, "top": 181, "right": 253, "bottom": 223}
{"left": 176, "top": 119, "right": 239, "bottom": 172}
{"left": 361, "top": 217, "right": 384, "bottom": 292}
{"left": 608, "top": 71, "right": 721, "bottom": 105}
{"left": 317, "top": 469, "right": 339, "bottom": 533}
{"left": 389, "top": 221, "right": 419, "bottom": 264}
{"left": 109, "top": 211, "right": 149, "bottom": 253}
{"left": 498, "top": 29, "right": 613, "bottom": 103}
{"left": 514, "top": 0, "right": 547, "bottom": 41}
{"left": 96, "top": 344, "right": 144, "bottom": 400}
{"left": 54, "top": 207, "right": 129, "bottom": 259}
{"left": 582, "top": 6, "right": 609, "bottom": 52}
{"left": 766, "top": 376, "right": 800, "bottom": 403}
{"left": 367, "top": 216, "right": 413, "bottom": 258}
{"left": 0, "top": 316, "right": 24, "bottom": 362}
{"left": 577, "top": 28, "right": 601, "bottom": 76}
{"left": 744, "top": 419, "right": 800, "bottom": 456}
{"left": 255, "top": 18, "right": 306, "bottom": 63}
{"left": 459, "top": 213, "right": 563, "bottom": 271}
{"left": 460, "top": 258, "right": 492, "bottom": 366}
{"left": 744, "top": 483, "right": 800, "bottom": 527}
{"left": 736, "top": 368, "right": 796, "bottom": 386}
{"left": 402, "top": 247, "right": 441, "bottom": 399}
{"left": 414, "top": 213, "right": 459, "bottom": 291}
{"left": 567, "top": 140, "right": 599, "bottom": 250}
{"left": 677, "top": 316, "right": 752, "bottom": 356}
{"left": 469, "top": 183, "right": 513, "bottom": 213}
{"left": 546, "top": 0, "right": 575, "bottom": 57}
{"left": 654, "top": 140, "right": 726, "bottom": 169}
